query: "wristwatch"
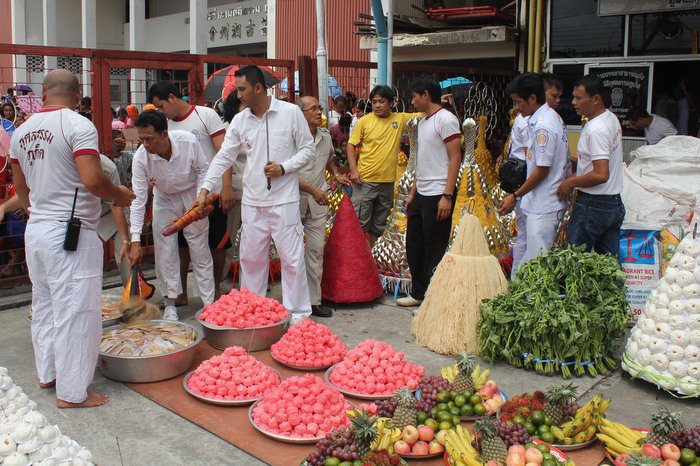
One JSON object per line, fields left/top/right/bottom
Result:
{"left": 512, "top": 193, "right": 522, "bottom": 202}
{"left": 442, "top": 193, "right": 453, "bottom": 200}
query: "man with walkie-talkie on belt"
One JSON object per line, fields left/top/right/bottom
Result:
{"left": 10, "top": 70, "right": 135, "bottom": 408}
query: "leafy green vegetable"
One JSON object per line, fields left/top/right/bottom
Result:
{"left": 477, "top": 246, "right": 630, "bottom": 378}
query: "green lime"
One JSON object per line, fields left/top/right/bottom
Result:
{"left": 450, "top": 407, "right": 461, "bottom": 416}
{"left": 353, "top": 461, "right": 363, "bottom": 466}
{"left": 416, "top": 412, "right": 428, "bottom": 424}
{"left": 536, "top": 443, "right": 551, "bottom": 454}
{"left": 512, "top": 415, "right": 526, "bottom": 425}
{"left": 461, "top": 390, "right": 474, "bottom": 399}
{"left": 324, "top": 458, "right": 340, "bottom": 466}
{"left": 438, "top": 411, "right": 453, "bottom": 423}
{"left": 531, "top": 411, "right": 545, "bottom": 426}
{"left": 425, "top": 418, "right": 438, "bottom": 430}
{"left": 538, "top": 425, "right": 551, "bottom": 435}
{"left": 540, "top": 431, "right": 555, "bottom": 443}
{"left": 542, "top": 452, "right": 555, "bottom": 461}
{"left": 452, "top": 416, "right": 461, "bottom": 426}
{"left": 436, "top": 391, "right": 450, "bottom": 403}
{"left": 523, "top": 422, "right": 536, "bottom": 435}
{"left": 454, "top": 395, "right": 467, "bottom": 407}
{"left": 437, "top": 403, "right": 449, "bottom": 412}
{"left": 544, "top": 416, "right": 554, "bottom": 427}
{"left": 542, "top": 459, "right": 558, "bottom": 466}
{"left": 460, "top": 404, "right": 474, "bottom": 416}
{"left": 469, "top": 394, "right": 482, "bottom": 406}
{"left": 473, "top": 403, "right": 486, "bottom": 416}
{"left": 449, "top": 390, "right": 459, "bottom": 401}
{"left": 338, "top": 462, "right": 354, "bottom": 466}
{"left": 681, "top": 449, "right": 697, "bottom": 466}
{"left": 524, "top": 443, "right": 536, "bottom": 450}
{"left": 439, "top": 421, "right": 453, "bottom": 431}
{"left": 447, "top": 401, "right": 456, "bottom": 410}
{"left": 430, "top": 407, "right": 439, "bottom": 418}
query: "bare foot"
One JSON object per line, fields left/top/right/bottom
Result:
{"left": 38, "top": 379, "right": 56, "bottom": 388}
{"left": 57, "top": 391, "right": 109, "bottom": 409}
{"left": 174, "top": 294, "right": 188, "bottom": 307}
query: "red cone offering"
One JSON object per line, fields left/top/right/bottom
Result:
{"left": 321, "top": 196, "right": 384, "bottom": 303}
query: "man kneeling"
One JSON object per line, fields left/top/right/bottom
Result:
{"left": 128, "top": 111, "right": 215, "bottom": 319}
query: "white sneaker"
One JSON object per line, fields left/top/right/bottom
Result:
{"left": 289, "top": 315, "right": 308, "bottom": 326}
{"left": 162, "top": 306, "right": 179, "bottom": 321}
{"left": 396, "top": 295, "right": 422, "bottom": 307}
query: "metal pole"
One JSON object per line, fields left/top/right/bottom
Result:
{"left": 315, "top": 0, "right": 329, "bottom": 118}
{"left": 386, "top": 0, "right": 393, "bottom": 86}
{"left": 371, "top": 0, "right": 387, "bottom": 86}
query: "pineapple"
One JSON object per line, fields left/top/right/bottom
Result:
{"left": 475, "top": 416, "right": 507, "bottom": 464}
{"left": 645, "top": 405, "right": 685, "bottom": 447}
{"left": 350, "top": 409, "right": 378, "bottom": 456}
{"left": 626, "top": 451, "right": 662, "bottom": 466}
{"left": 453, "top": 352, "right": 478, "bottom": 392}
{"left": 391, "top": 388, "right": 417, "bottom": 430}
{"left": 543, "top": 383, "right": 579, "bottom": 426}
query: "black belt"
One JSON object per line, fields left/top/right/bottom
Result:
{"left": 576, "top": 191, "right": 621, "bottom": 201}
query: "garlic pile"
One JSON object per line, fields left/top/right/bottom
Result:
{"left": 622, "top": 235, "right": 700, "bottom": 396}
{"left": 0, "top": 367, "right": 95, "bottom": 465}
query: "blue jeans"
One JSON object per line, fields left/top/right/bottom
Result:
{"left": 568, "top": 192, "right": 625, "bottom": 259}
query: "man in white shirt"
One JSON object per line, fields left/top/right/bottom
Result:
{"left": 397, "top": 77, "right": 461, "bottom": 307}
{"left": 147, "top": 82, "right": 232, "bottom": 302}
{"left": 194, "top": 66, "right": 315, "bottom": 322}
{"left": 541, "top": 72, "right": 563, "bottom": 110}
{"left": 128, "top": 111, "right": 215, "bottom": 320}
{"left": 11, "top": 69, "right": 134, "bottom": 408}
{"left": 558, "top": 75, "right": 625, "bottom": 258}
{"left": 499, "top": 73, "right": 569, "bottom": 269}
{"left": 627, "top": 105, "right": 678, "bottom": 145}
{"left": 296, "top": 96, "right": 351, "bottom": 317}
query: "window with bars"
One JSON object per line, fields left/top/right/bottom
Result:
{"left": 57, "top": 57, "right": 83, "bottom": 74}
{"left": 26, "top": 55, "right": 44, "bottom": 73}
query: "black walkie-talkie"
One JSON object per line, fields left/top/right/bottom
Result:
{"left": 63, "top": 188, "right": 82, "bottom": 251}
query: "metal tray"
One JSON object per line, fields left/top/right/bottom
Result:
{"left": 324, "top": 364, "right": 412, "bottom": 400}
{"left": 269, "top": 351, "right": 335, "bottom": 371}
{"left": 550, "top": 437, "right": 597, "bottom": 451}
{"left": 25, "top": 309, "right": 123, "bottom": 327}
{"left": 195, "top": 309, "right": 291, "bottom": 351}
{"left": 97, "top": 320, "right": 203, "bottom": 383}
{"left": 183, "top": 369, "right": 282, "bottom": 406}
{"left": 248, "top": 400, "right": 325, "bottom": 444}
{"left": 397, "top": 451, "right": 443, "bottom": 460}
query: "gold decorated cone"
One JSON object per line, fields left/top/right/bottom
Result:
{"left": 475, "top": 115, "right": 499, "bottom": 188}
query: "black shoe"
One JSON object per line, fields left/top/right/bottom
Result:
{"left": 311, "top": 305, "right": 333, "bottom": 318}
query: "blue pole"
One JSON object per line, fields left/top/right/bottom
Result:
{"left": 371, "top": 0, "right": 387, "bottom": 86}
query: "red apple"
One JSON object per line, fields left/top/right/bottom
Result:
{"left": 436, "top": 429, "right": 449, "bottom": 446}
{"left": 393, "top": 440, "right": 410, "bottom": 455}
{"left": 479, "top": 385, "right": 495, "bottom": 399}
{"left": 429, "top": 440, "right": 445, "bottom": 454}
{"left": 484, "top": 380, "right": 499, "bottom": 392}
{"left": 486, "top": 461, "right": 500, "bottom": 466}
{"left": 614, "top": 453, "right": 631, "bottom": 466}
{"left": 506, "top": 452, "right": 526, "bottom": 466}
{"left": 642, "top": 443, "right": 662, "bottom": 459}
{"left": 412, "top": 440, "right": 429, "bottom": 455}
{"left": 402, "top": 425, "right": 419, "bottom": 445}
{"left": 661, "top": 444, "right": 681, "bottom": 461}
{"left": 484, "top": 399, "right": 501, "bottom": 414}
{"left": 417, "top": 425, "right": 434, "bottom": 442}
{"left": 661, "top": 460, "right": 681, "bottom": 466}
{"left": 508, "top": 445, "right": 526, "bottom": 456}
{"left": 524, "top": 447, "right": 543, "bottom": 464}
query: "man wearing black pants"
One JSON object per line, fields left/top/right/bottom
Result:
{"left": 397, "top": 77, "right": 462, "bottom": 307}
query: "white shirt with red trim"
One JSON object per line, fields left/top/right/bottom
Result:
{"left": 415, "top": 108, "right": 461, "bottom": 196}
{"left": 168, "top": 105, "right": 226, "bottom": 192}
{"left": 10, "top": 107, "right": 102, "bottom": 229}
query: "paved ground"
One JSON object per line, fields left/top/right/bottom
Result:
{"left": 0, "top": 272, "right": 697, "bottom": 466}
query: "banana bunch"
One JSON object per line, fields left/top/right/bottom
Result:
{"left": 550, "top": 395, "right": 611, "bottom": 445}
{"left": 445, "top": 425, "right": 483, "bottom": 466}
{"left": 596, "top": 418, "right": 646, "bottom": 458}
{"left": 370, "top": 417, "right": 402, "bottom": 453}
{"left": 440, "top": 363, "right": 490, "bottom": 390}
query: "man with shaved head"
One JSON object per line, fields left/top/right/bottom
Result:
{"left": 11, "top": 69, "right": 135, "bottom": 408}
{"left": 297, "top": 96, "right": 350, "bottom": 317}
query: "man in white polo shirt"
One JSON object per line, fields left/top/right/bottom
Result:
{"left": 558, "top": 75, "right": 625, "bottom": 258}
{"left": 128, "top": 110, "right": 215, "bottom": 320}
{"left": 11, "top": 69, "right": 134, "bottom": 408}
{"left": 499, "top": 73, "right": 568, "bottom": 268}
{"left": 627, "top": 105, "right": 678, "bottom": 145}
{"left": 397, "top": 77, "right": 461, "bottom": 307}
{"left": 147, "top": 81, "right": 232, "bottom": 302}
{"left": 194, "top": 65, "right": 315, "bottom": 323}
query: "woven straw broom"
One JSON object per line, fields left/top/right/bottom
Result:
{"left": 412, "top": 213, "right": 509, "bottom": 355}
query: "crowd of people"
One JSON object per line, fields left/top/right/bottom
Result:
{"left": 0, "top": 63, "right": 664, "bottom": 410}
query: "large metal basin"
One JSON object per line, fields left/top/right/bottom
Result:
{"left": 97, "top": 320, "right": 203, "bottom": 383}
{"left": 195, "top": 309, "right": 291, "bottom": 352}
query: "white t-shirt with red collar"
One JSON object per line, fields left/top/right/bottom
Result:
{"left": 10, "top": 107, "right": 102, "bottom": 229}
{"left": 415, "top": 108, "right": 461, "bottom": 196}
{"left": 168, "top": 105, "right": 226, "bottom": 191}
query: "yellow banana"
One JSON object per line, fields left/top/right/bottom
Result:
{"left": 599, "top": 398, "right": 611, "bottom": 413}
{"left": 459, "top": 452, "right": 484, "bottom": 466}
{"left": 612, "top": 421, "right": 646, "bottom": 444}
{"left": 390, "top": 428, "right": 402, "bottom": 442}
{"left": 472, "top": 364, "right": 481, "bottom": 383}
{"left": 442, "top": 363, "right": 458, "bottom": 383}
{"left": 596, "top": 433, "right": 635, "bottom": 456}
{"left": 598, "top": 424, "right": 639, "bottom": 448}
{"left": 583, "top": 425, "right": 597, "bottom": 442}
{"left": 550, "top": 426, "right": 567, "bottom": 442}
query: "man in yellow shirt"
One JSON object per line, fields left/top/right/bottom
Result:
{"left": 347, "top": 85, "right": 420, "bottom": 245}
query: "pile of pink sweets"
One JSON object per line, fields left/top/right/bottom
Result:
{"left": 198, "top": 288, "right": 288, "bottom": 328}
{"left": 270, "top": 319, "right": 347, "bottom": 368}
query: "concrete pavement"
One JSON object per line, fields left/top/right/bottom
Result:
{"left": 0, "top": 276, "right": 697, "bottom": 466}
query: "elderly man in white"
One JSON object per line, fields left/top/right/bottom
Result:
{"left": 194, "top": 65, "right": 315, "bottom": 323}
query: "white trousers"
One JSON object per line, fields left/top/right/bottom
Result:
{"left": 240, "top": 202, "right": 311, "bottom": 318}
{"left": 152, "top": 194, "right": 215, "bottom": 305}
{"left": 25, "top": 221, "right": 102, "bottom": 403}
{"left": 518, "top": 209, "right": 564, "bottom": 267}
{"left": 300, "top": 196, "right": 328, "bottom": 306}
{"left": 511, "top": 202, "right": 527, "bottom": 271}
